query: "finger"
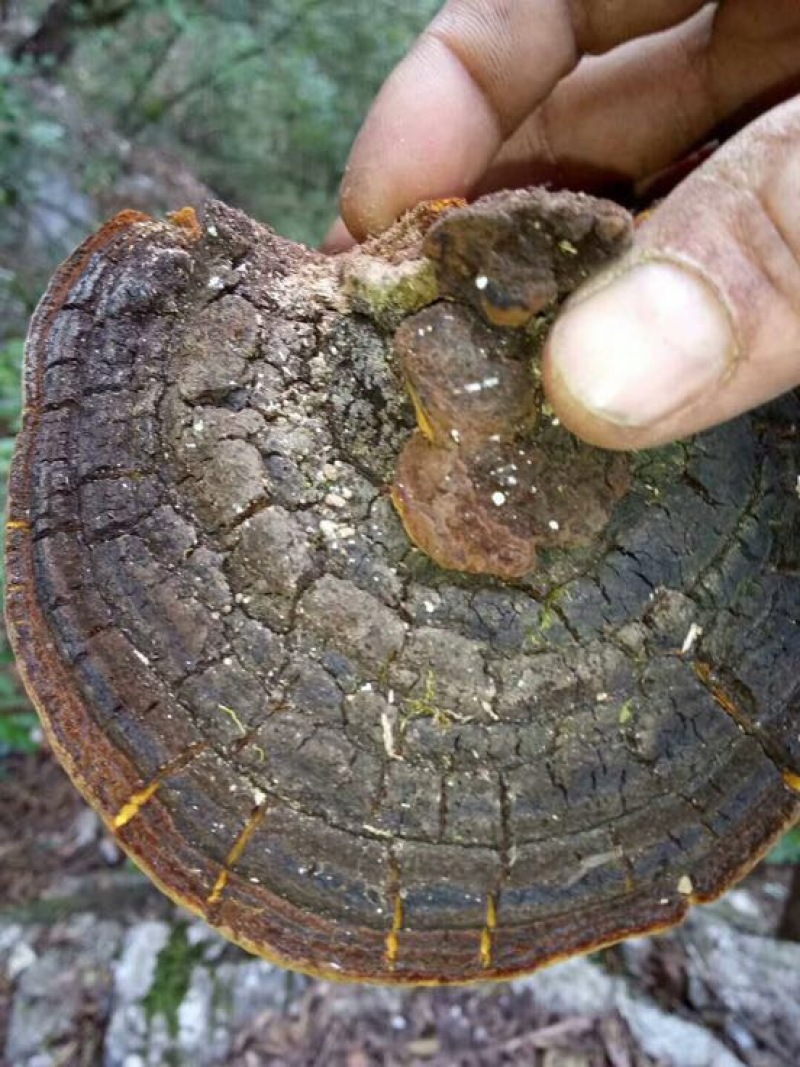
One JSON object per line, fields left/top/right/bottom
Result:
{"left": 320, "top": 217, "right": 356, "bottom": 254}
{"left": 544, "top": 96, "right": 800, "bottom": 450}
{"left": 478, "top": 0, "right": 800, "bottom": 195}
{"left": 340, "top": 0, "right": 709, "bottom": 239}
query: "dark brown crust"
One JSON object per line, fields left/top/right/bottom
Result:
{"left": 6, "top": 198, "right": 800, "bottom": 985}
{"left": 424, "top": 188, "right": 632, "bottom": 326}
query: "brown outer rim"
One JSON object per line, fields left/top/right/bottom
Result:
{"left": 5, "top": 211, "right": 800, "bottom": 985}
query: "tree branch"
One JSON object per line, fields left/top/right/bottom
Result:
{"left": 124, "top": 0, "right": 327, "bottom": 135}
{"left": 13, "top": 0, "right": 137, "bottom": 68}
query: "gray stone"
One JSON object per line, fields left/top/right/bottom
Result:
{"left": 113, "top": 921, "right": 171, "bottom": 1005}
{"left": 218, "top": 958, "right": 297, "bottom": 1030}
{"left": 102, "top": 915, "right": 301, "bottom": 1067}
{"left": 175, "top": 966, "right": 224, "bottom": 1062}
{"left": 6, "top": 950, "right": 83, "bottom": 1063}
{"left": 5, "top": 915, "right": 123, "bottom": 1067}
{"left": 0, "top": 923, "right": 34, "bottom": 968}
{"left": 104, "top": 922, "right": 171, "bottom": 1067}
{"left": 516, "top": 956, "right": 746, "bottom": 1067}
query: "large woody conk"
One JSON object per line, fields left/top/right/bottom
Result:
{"left": 6, "top": 189, "right": 800, "bottom": 983}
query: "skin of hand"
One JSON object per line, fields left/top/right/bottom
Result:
{"left": 328, "top": 0, "right": 800, "bottom": 450}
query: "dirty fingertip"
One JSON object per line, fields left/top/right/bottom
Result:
{"left": 545, "top": 260, "right": 736, "bottom": 448}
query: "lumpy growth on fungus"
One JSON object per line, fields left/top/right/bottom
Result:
{"left": 387, "top": 188, "right": 633, "bottom": 579}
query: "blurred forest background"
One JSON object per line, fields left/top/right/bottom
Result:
{"left": 0, "top": 0, "right": 439, "bottom": 752}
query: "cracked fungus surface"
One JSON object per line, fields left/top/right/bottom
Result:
{"left": 6, "top": 197, "right": 800, "bottom": 985}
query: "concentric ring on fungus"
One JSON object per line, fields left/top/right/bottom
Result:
{"left": 5, "top": 189, "right": 800, "bottom": 984}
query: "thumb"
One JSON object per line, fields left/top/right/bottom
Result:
{"left": 544, "top": 96, "right": 800, "bottom": 450}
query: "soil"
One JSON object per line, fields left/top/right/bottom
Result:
{"left": 0, "top": 752, "right": 121, "bottom": 908}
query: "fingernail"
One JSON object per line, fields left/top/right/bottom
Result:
{"left": 549, "top": 260, "right": 734, "bottom": 427}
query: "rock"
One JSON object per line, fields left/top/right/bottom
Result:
{"left": 104, "top": 916, "right": 303, "bottom": 1067}
{"left": 6, "top": 942, "right": 37, "bottom": 982}
{"left": 4, "top": 914, "right": 123, "bottom": 1067}
{"left": 517, "top": 957, "right": 746, "bottom": 1067}
{"left": 113, "top": 921, "right": 172, "bottom": 1005}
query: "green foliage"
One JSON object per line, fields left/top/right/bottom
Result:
{"left": 0, "top": 53, "right": 76, "bottom": 334}
{"left": 0, "top": 54, "right": 64, "bottom": 211}
{"left": 0, "top": 337, "right": 24, "bottom": 434}
{"left": 63, "top": 0, "right": 439, "bottom": 244}
{"left": 0, "top": 335, "right": 33, "bottom": 751}
{"left": 0, "top": 712, "right": 41, "bottom": 758}
{"left": 766, "top": 827, "right": 800, "bottom": 865}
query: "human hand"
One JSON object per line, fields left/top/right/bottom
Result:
{"left": 330, "top": 1, "right": 800, "bottom": 449}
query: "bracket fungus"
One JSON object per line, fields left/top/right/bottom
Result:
{"left": 5, "top": 189, "right": 800, "bottom": 984}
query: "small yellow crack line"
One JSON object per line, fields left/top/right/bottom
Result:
{"left": 384, "top": 889, "right": 404, "bottom": 971}
{"left": 479, "top": 893, "right": 497, "bottom": 970}
{"left": 208, "top": 799, "right": 269, "bottom": 906}
{"left": 113, "top": 742, "right": 207, "bottom": 829}
{"left": 383, "top": 849, "right": 404, "bottom": 971}
{"left": 693, "top": 662, "right": 746, "bottom": 726}
{"left": 218, "top": 703, "right": 247, "bottom": 735}
{"left": 5, "top": 519, "right": 30, "bottom": 531}
{"left": 696, "top": 664, "right": 800, "bottom": 798}
{"left": 113, "top": 780, "right": 160, "bottom": 830}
